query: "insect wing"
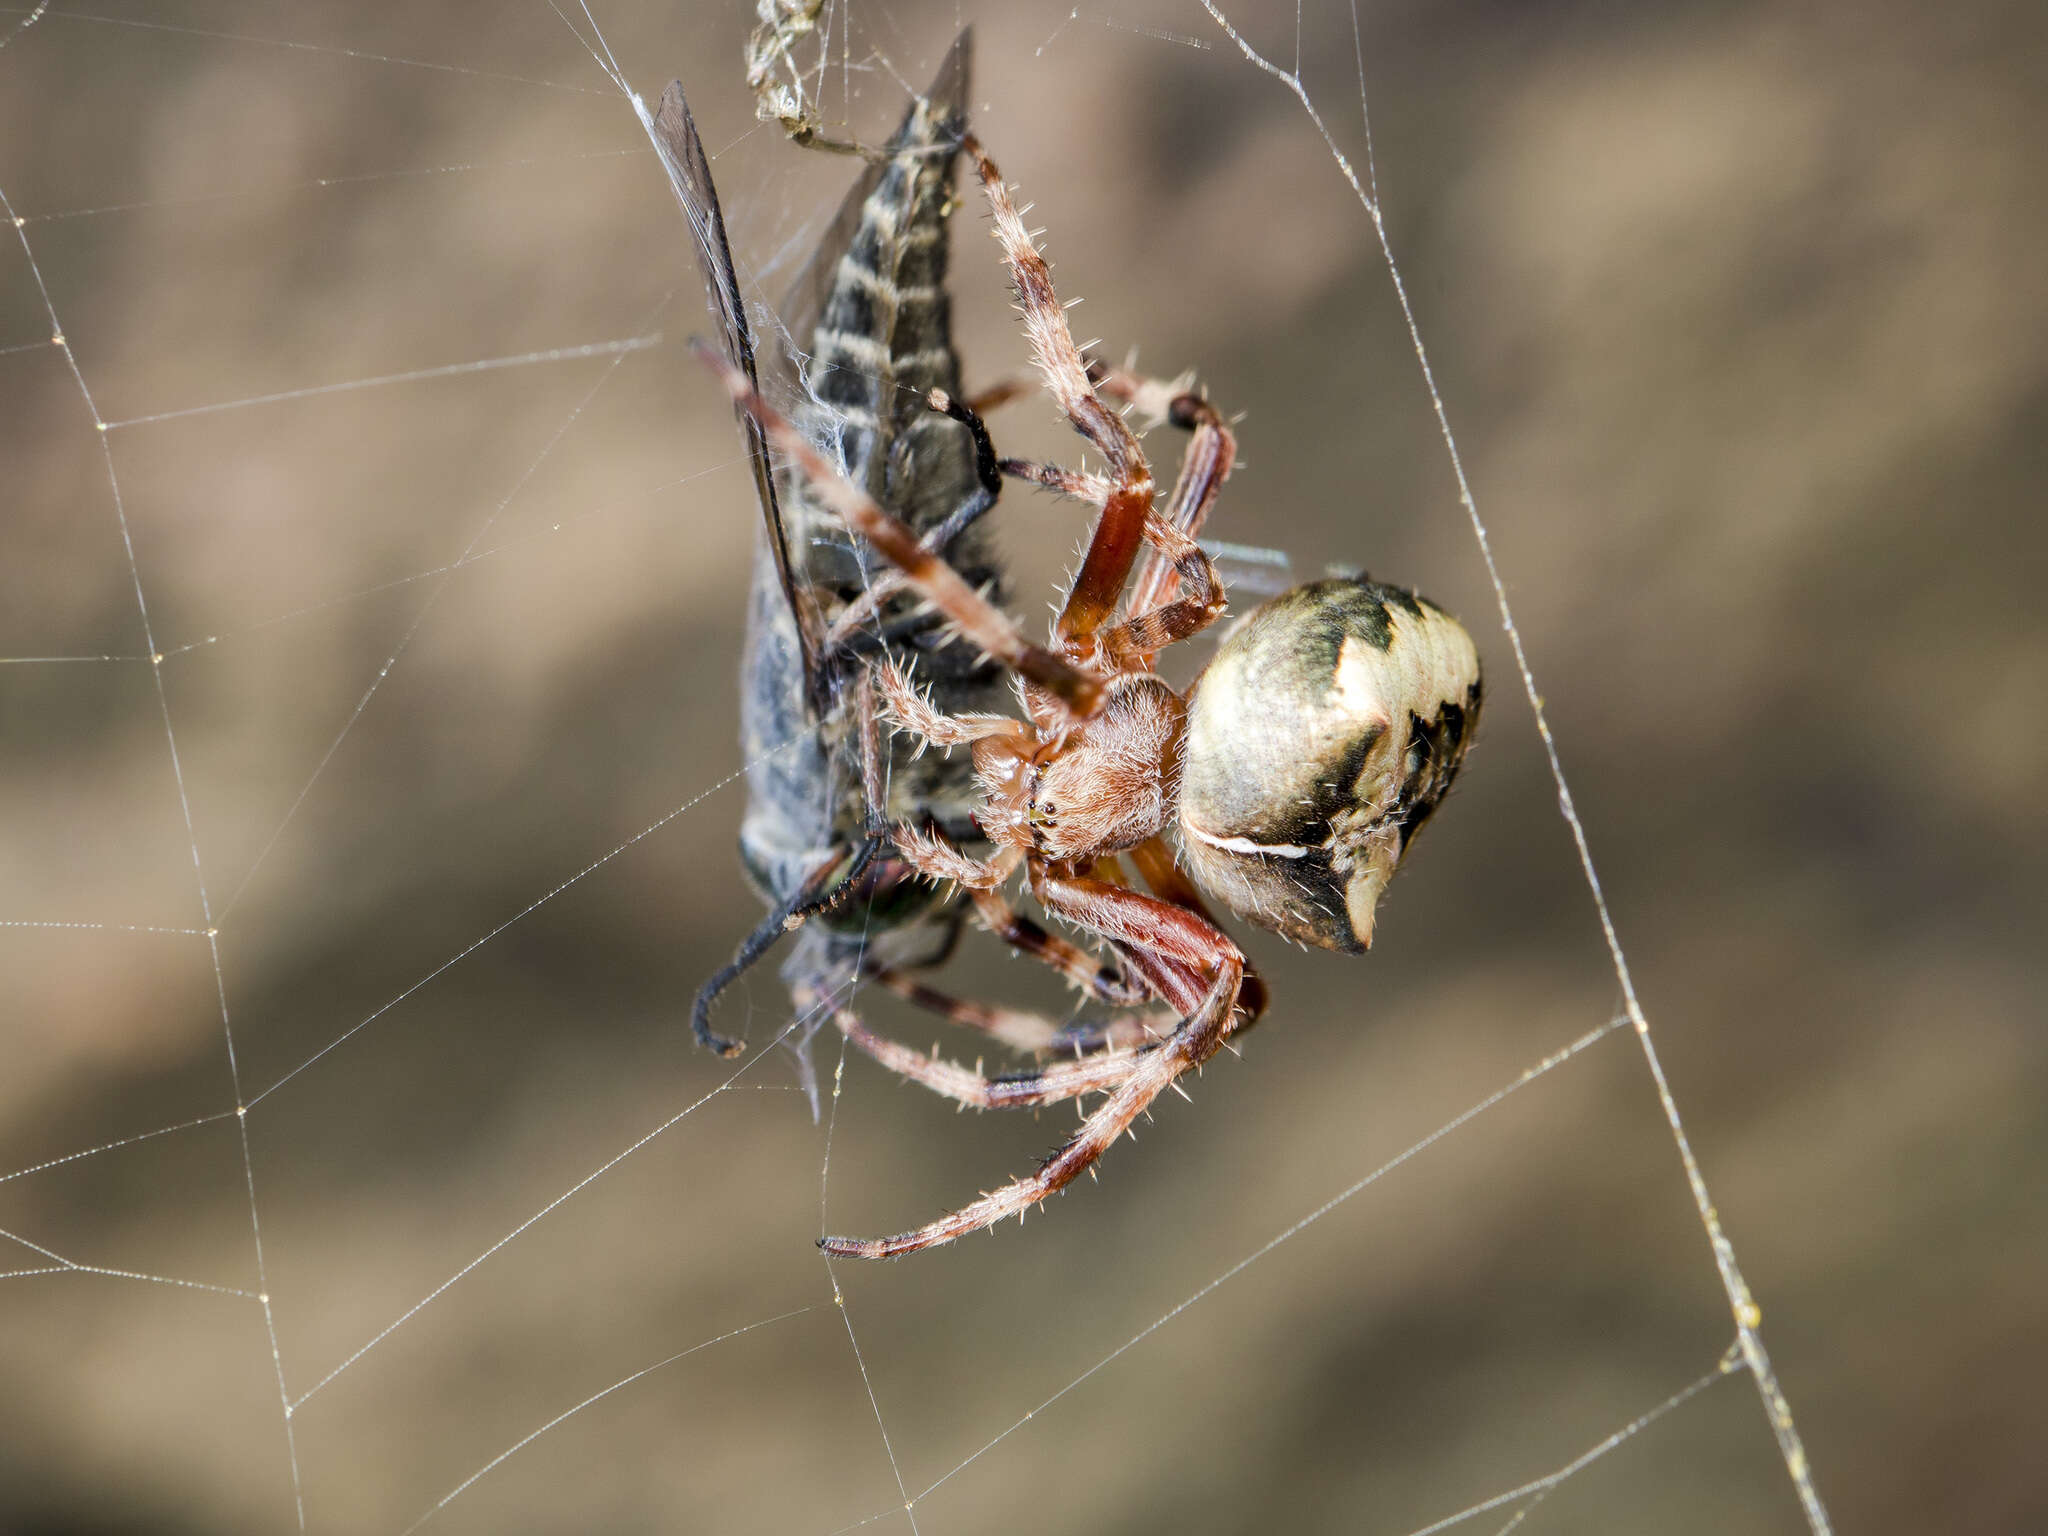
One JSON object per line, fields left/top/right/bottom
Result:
{"left": 645, "top": 80, "right": 826, "bottom": 714}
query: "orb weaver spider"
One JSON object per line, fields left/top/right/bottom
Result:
{"left": 693, "top": 128, "right": 1482, "bottom": 1260}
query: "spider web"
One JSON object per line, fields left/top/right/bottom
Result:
{"left": 7, "top": 1, "right": 2041, "bottom": 1532}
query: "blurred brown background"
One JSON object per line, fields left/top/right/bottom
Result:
{"left": 1, "top": 1, "right": 2042, "bottom": 1532}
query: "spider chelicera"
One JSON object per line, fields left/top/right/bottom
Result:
{"left": 697, "top": 134, "right": 1482, "bottom": 1259}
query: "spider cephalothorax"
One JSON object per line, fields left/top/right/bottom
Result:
{"left": 697, "top": 128, "right": 1480, "bottom": 1258}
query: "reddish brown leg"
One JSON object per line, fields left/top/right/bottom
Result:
{"left": 821, "top": 973, "right": 1241, "bottom": 1257}
{"left": 999, "top": 458, "right": 1113, "bottom": 504}
{"left": 963, "top": 375, "right": 1035, "bottom": 416}
{"left": 825, "top": 388, "right": 1011, "bottom": 649}
{"left": 820, "top": 879, "right": 1247, "bottom": 1258}
{"left": 693, "top": 342, "right": 1105, "bottom": 718}
{"left": 889, "top": 825, "right": 1014, "bottom": 891}
{"left": 967, "top": 886, "right": 1148, "bottom": 1005}
{"left": 874, "top": 971, "right": 1165, "bottom": 1057}
{"left": 1126, "top": 836, "right": 1268, "bottom": 1028}
{"left": 1092, "top": 365, "right": 1240, "bottom": 623}
{"left": 829, "top": 996, "right": 1150, "bottom": 1111}
{"left": 1089, "top": 513, "right": 1230, "bottom": 671}
{"left": 962, "top": 136, "right": 1157, "bottom": 653}
{"left": 992, "top": 370, "right": 1236, "bottom": 668}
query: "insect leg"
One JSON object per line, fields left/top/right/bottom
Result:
{"left": 919, "top": 387, "right": 1004, "bottom": 544}
{"left": 690, "top": 836, "right": 885, "bottom": 1057}
{"left": 822, "top": 388, "right": 1009, "bottom": 653}
{"left": 693, "top": 674, "right": 899, "bottom": 1059}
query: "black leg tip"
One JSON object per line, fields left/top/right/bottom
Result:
{"left": 692, "top": 1023, "right": 745, "bottom": 1058}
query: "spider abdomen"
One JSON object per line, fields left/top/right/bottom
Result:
{"left": 1178, "top": 577, "right": 1482, "bottom": 953}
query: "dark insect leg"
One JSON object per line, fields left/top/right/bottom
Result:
{"left": 690, "top": 836, "right": 883, "bottom": 1056}
{"left": 823, "top": 387, "right": 1008, "bottom": 652}
{"left": 921, "top": 387, "right": 1004, "bottom": 545}
{"left": 694, "top": 673, "right": 901, "bottom": 1059}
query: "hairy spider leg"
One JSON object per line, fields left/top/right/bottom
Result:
{"left": 964, "top": 885, "right": 1150, "bottom": 1006}
{"left": 934, "top": 160, "right": 1237, "bottom": 674}
{"left": 1090, "top": 364, "right": 1240, "bottom": 628}
{"left": 870, "top": 655, "right": 1026, "bottom": 754}
{"left": 873, "top": 969, "right": 1165, "bottom": 1057}
{"left": 820, "top": 879, "right": 1248, "bottom": 1258}
{"left": 695, "top": 343, "right": 1106, "bottom": 720}
{"left": 961, "top": 135, "right": 1161, "bottom": 653}
{"left": 828, "top": 1002, "right": 1148, "bottom": 1110}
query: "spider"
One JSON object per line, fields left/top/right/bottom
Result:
{"left": 696, "top": 134, "right": 1482, "bottom": 1259}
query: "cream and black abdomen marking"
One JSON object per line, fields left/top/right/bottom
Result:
{"left": 1177, "top": 577, "right": 1482, "bottom": 953}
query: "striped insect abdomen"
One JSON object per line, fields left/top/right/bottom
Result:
{"left": 738, "top": 33, "right": 998, "bottom": 953}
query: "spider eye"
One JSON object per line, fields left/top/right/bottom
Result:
{"left": 1178, "top": 577, "right": 1482, "bottom": 952}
